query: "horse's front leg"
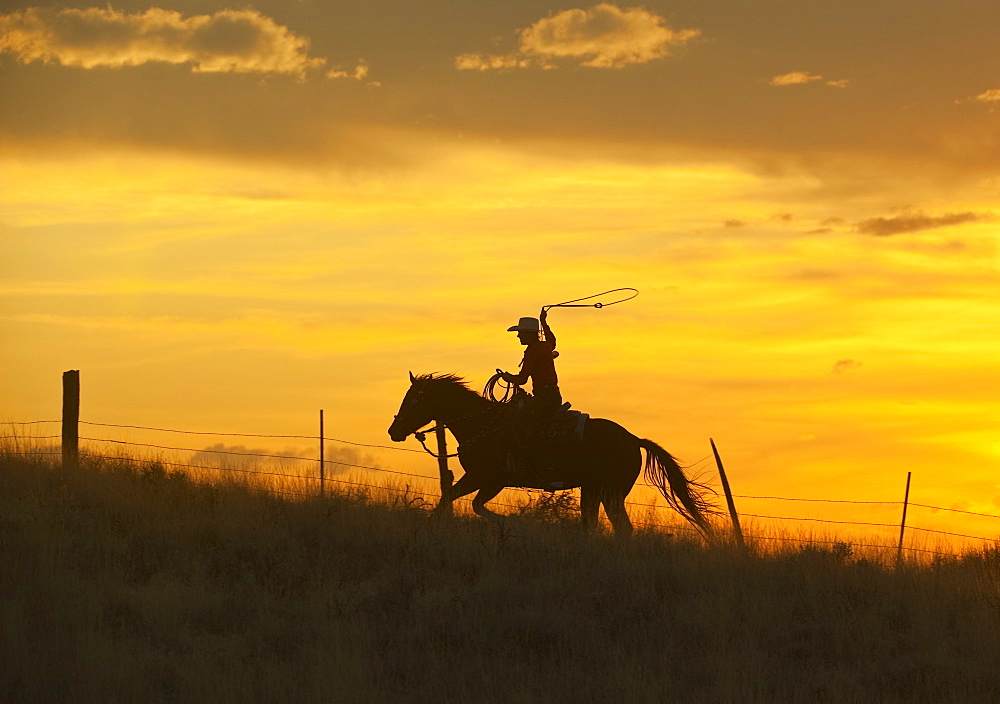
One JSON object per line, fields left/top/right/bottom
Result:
{"left": 471, "top": 484, "right": 505, "bottom": 521}
{"left": 435, "top": 472, "right": 480, "bottom": 515}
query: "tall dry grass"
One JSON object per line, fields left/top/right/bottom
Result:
{"left": 3, "top": 443, "right": 1000, "bottom": 702}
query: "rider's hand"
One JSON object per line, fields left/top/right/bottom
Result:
{"left": 540, "top": 308, "right": 548, "bottom": 322}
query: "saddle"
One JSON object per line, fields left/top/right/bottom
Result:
{"left": 541, "top": 403, "right": 589, "bottom": 444}
{"left": 510, "top": 396, "right": 588, "bottom": 448}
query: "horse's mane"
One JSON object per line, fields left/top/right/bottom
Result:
{"left": 413, "top": 373, "right": 486, "bottom": 401}
{"left": 414, "top": 372, "right": 467, "bottom": 386}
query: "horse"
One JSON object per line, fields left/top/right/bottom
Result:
{"left": 388, "top": 372, "right": 715, "bottom": 536}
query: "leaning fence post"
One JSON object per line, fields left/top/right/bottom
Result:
{"left": 435, "top": 423, "right": 454, "bottom": 501}
{"left": 62, "top": 370, "right": 79, "bottom": 470}
{"left": 319, "top": 409, "right": 325, "bottom": 497}
{"left": 710, "top": 438, "right": 744, "bottom": 548}
{"left": 897, "top": 471, "right": 912, "bottom": 565}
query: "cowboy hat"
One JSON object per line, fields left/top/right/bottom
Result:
{"left": 507, "top": 316, "right": 540, "bottom": 333}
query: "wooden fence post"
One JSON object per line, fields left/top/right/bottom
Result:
{"left": 319, "top": 409, "right": 325, "bottom": 497}
{"left": 710, "top": 438, "right": 744, "bottom": 547}
{"left": 62, "top": 370, "right": 79, "bottom": 470}
{"left": 897, "top": 471, "right": 912, "bottom": 565}
{"left": 435, "top": 423, "right": 454, "bottom": 501}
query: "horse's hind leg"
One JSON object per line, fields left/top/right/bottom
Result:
{"left": 472, "top": 484, "right": 506, "bottom": 521}
{"left": 580, "top": 486, "right": 600, "bottom": 531}
{"left": 602, "top": 492, "right": 634, "bottom": 536}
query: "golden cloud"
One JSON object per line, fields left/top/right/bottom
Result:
{"left": 770, "top": 71, "right": 849, "bottom": 88}
{"left": 455, "top": 3, "right": 699, "bottom": 71}
{"left": 770, "top": 71, "right": 824, "bottom": 86}
{"left": 454, "top": 53, "right": 535, "bottom": 71}
{"left": 0, "top": 6, "right": 332, "bottom": 76}
{"left": 973, "top": 88, "right": 1000, "bottom": 102}
{"left": 327, "top": 61, "right": 374, "bottom": 83}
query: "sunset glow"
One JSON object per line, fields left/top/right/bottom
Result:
{"left": 4, "top": 1, "right": 1000, "bottom": 547}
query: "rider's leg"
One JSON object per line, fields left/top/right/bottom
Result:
{"left": 533, "top": 384, "right": 562, "bottom": 411}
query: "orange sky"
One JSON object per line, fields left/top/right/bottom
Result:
{"left": 3, "top": 1, "right": 1000, "bottom": 548}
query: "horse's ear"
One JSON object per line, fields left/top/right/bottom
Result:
{"left": 408, "top": 371, "right": 415, "bottom": 383}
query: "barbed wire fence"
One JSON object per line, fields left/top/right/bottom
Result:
{"left": 6, "top": 415, "right": 1000, "bottom": 560}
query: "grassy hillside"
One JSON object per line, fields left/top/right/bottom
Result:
{"left": 2, "top": 451, "right": 1000, "bottom": 703}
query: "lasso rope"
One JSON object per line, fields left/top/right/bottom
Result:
{"left": 540, "top": 287, "right": 638, "bottom": 313}
{"left": 490, "top": 288, "right": 638, "bottom": 399}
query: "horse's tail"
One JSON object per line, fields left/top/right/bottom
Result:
{"left": 638, "top": 438, "right": 715, "bottom": 538}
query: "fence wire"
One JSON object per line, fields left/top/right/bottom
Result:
{"left": 0, "top": 435, "right": 61, "bottom": 440}
{"left": 76, "top": 439, "right": 687, "bottom": 519}
{"left": 733, "top": 493, "right": 900, "bottom": 505}
{"left": 907, "top": 525, "right": 997, "bottom": 543}
{"left": 9, "top": 418, "right": 1000, "bottom": 555}
{"left": 740, "top": 512, "right": 898, "bottom": 528}
{"left": 909, "top": 502, "right": 1000, "bottom": 520}
{"left": 76, "top": 420, "right": 427, "bottom": 454}
{"left": 12, "top": 447, "right": 966, "bottom": 556}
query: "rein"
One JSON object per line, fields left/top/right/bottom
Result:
{"left": 410, "top": 402, "right": 501, "bottom": 458}
{"left": 413, "top": 426, "right": 459, "bottom": 459}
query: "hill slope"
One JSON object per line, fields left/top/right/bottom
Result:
{"left": 2, "top": 454, "right": 1000, "bottom": 702}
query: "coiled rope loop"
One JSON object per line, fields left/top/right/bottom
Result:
{"left": 483, "top": 369, "right": 522, "bottom": 403}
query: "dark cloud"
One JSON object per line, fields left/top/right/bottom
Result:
{"left": 789, "top": 268, "right": 840, "bottom": 281}
{"left": 855, "top": 211, "right": 990, "bottom": 236}
{"left": 189, "top": 443, "right": 377, "bottom": 475}
{"left": 723, "top": 219, "right": 746, "bottom": 228}
{"left": 189, "top": 443, "right": 314, "bottom": 471}
{"left": 831, "top": 359, "right": 860, "bottom": 374}
{"left": 3, "top": 0, "right": 1000, "bottom": 178}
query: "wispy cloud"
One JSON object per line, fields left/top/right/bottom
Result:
{"left": 855, "top": 211, "right": 990, "bottom": 236}
{"left": 327, "top": 60, "right": 376, "bottom": 84}
{"left": 770, "top": 71, "right": 823, "bottom": 86}
{"left": 770, "top": 71, "right": 848, "bottom": 88}
{"left": 972, "top": 88, "right": 1000, "bottom": 103}
{"left": 454, "top": 54, "right": 534, "bottom": 71}
{"left": 0, "top": 6, "right": 343, "bottom": 77}
{"left": 455, "top": 3, "right": 700, "bottom": 71}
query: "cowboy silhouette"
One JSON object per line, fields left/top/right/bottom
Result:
{"left": 501, "top": 309, "right": 562, "bottom": 410}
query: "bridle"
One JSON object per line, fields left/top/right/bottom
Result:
{"left": 396, "top": 385, "right": 503, "bottom": 459}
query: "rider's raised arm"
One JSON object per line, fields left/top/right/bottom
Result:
{"left": 540, "top": 309, "right": 556, "bottom": 347}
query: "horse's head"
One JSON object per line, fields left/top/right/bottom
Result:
{"left": 389, "top": 371, "right": 479, "bottom": 441}
{"left": 388, "top": 371, "right": 438, "bottom": 442}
